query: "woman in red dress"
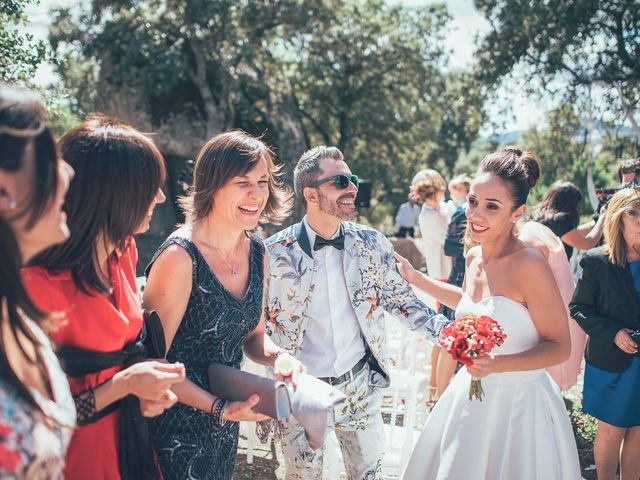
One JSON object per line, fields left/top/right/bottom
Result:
{"left": 23, "top": 117, "right": 185, "bottom": 480}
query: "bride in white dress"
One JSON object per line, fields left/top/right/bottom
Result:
{"left": 396, "top": 147, "right": 581, "bottom": 480}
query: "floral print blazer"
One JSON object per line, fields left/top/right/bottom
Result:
{"left": 265, "top": 220, "right": 449, "bottom": 388}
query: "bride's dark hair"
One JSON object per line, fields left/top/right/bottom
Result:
{"left": 479, "top": 146, "right": 540, "bottom": 208}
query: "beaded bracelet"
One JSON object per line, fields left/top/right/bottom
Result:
{"left": 210, "top": 398, "right": 227, "bottom": 427}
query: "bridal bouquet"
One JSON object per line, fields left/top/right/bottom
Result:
{"left": 439, "top": 314, "right": 507, "bottom": 401}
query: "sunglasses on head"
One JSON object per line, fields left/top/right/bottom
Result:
{"left": 308, "top": 174, "right": 360, "bottom": 189}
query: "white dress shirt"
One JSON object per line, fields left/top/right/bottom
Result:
{"left": 394, "top": 202, "right": 421, "bottom": 228}
{"left": 299, "top": 218, "right": 367, "bottom": 378}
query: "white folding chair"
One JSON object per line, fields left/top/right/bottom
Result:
{"left": 383, "top": 313, "right": 430, "bottom": 476}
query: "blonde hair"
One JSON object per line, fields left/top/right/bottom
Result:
{"left": 603, "top": 188, "right": 640, "bottom": 266}
{"left": 411, "top": 169, "right": 446, "bottom": 203}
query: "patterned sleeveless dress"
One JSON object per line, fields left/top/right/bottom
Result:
{"left": 145, "top": 234, "right": 264, "bottom": 480}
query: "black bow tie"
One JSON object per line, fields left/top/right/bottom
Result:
{"left": 313, "top": 233, "right": 345, "bottom": 251}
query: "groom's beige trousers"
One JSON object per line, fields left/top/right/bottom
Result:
{"left": 279, "top": 363, "right": 385, "bottom": 480}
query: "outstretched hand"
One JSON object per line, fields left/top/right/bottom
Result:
{"left": 394, "top": 252, "right": 417, "bottom": 284}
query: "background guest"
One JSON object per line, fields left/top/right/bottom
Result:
{"left": 412, "top": 168, "right": 455, "bottom": 402}
{"left": 571, "top": 188, "right": 640, "bottom": 480}
{"left": 142, "top": 130, "right": 304, "bottom": 480}
{"left": 618, "top": 158, "right": 640, "bottom": 186}
{"left": 445, "top": 173, "right": 472, "bottom": 209}
{"left": 394, "top": 193, "right": 421, "bottom": 238}
{"left": 518, "top": 220, "right": 584, "bottom": 390}
{"left": 23, "top": 117, "right": 185, "bottom": 480}
{"left": 412, "top": 168, "right": 454, "bottom": 280}
{"left": 431, "top": 174, "right": 472, "bottom": 402}
{"left": 530, "top": 180, "right": 605, "bottom": 260}
{"left": 0, "top": 83, "right": 76, "bottom": 479}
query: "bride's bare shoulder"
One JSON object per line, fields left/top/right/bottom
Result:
{"left": 510, "top": 243, "right": 547, "bottom": 264}
{"left": 508, "top": 246, "right": 554, "bottom": 285}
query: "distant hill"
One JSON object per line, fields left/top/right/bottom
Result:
{"left": 485, "top": 122, "right": 635, "bottom": 146}
{"left": 486, "top": 131, "right": 521, "bottom": 144}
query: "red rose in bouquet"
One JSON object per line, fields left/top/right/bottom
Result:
{"left": 451, "top": 336, "right": 472, "bottom": 366}
{"left": 439, "top": 314, "right": 507, "bottom": 401}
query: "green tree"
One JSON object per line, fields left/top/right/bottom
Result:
{"left": 519, "top": 104, "right": 620, "bottom": 213}
{"left": 1, "top": 0, "right": 78, "bottom": 134}
{"left": 50, "top": 0, "right": 328, "bottom": 174}
{"left": 0, "top": 0, "right": 49, "bottom": 83}
{"left": 290, "top": 1, "right": 486, "bottom": 219}
{"left": 50, "top": 0, "right": 486, "bottom": 230}
{"left": 474, "top": 0, "right": 640, "bottom": 138}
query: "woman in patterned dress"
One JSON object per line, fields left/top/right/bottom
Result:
{"left": 143, "top": 130, "right": 305, "bottom": 480}
{"left": 0, "top": 83, "right": 76, "bottom": 479}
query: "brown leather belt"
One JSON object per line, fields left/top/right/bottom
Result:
{"left": 318, "top": 355, "right": 369, "bottom": 386}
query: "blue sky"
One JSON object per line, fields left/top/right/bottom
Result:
{"left": 23, "top": 0, "right": 547, "bottom": 134}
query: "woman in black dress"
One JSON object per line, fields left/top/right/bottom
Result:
{"left": 530, "top": 180, "right": 604, "bottom": 260}
{"left": 143, "top": 131, "right": 305, "bottom": 480}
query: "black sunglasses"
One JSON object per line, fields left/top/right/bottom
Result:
{"left": 308, "top": 174, "right": 359, "bottom": 189}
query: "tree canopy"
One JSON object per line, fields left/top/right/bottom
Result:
{"left": 49, "top": 0, "right": 486, "bottom": 225}
{"left": 1, "top": 0, "right": 49, "bottom": 83}
{"left": 474, "top": 0, "right": 640, "bottom": 137}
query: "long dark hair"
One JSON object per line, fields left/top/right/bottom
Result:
{"left": 0, "top": 83, "right": 60, "bottom": 411}
{"left": 32, "top": 117, "right": 166, "bottom": 294}
{"left": 530, "top": 180, "right": 581, "bottom": 228}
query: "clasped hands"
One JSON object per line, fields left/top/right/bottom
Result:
{"left": 118, "top": 359, "right": 185, "bottom": 418}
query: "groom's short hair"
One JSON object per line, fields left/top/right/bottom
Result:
{"left": 293, "top": 146, "right": 344, "bottom": 199}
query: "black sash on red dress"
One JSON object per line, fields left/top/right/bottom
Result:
{"left": 57, "top": 310, "right": 166, "bottom": 480}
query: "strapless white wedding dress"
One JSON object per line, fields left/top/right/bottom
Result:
{"left": 401, "top": 293, "right": 581, "bottom": 480}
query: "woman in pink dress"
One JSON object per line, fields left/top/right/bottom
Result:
{"left": 519, "top": 221, "right": 587, "bottom": 390}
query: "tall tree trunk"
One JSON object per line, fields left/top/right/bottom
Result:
{"left": 264, "top": 79, "right": 309, "bottom": 224}
{"left": 616, "top": 85, "right": 640, "bottom": 141}
{"left": 185, "top": 22, "right": 228, "bottom": 137}
{"left": 584, "top": 86, "right": 601, "bottom": 210}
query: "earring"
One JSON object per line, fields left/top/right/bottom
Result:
{"left": 8, "top": 198, "right": 16, "bottom": 210}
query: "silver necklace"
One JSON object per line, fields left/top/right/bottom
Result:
{"left": 210, "top": 235, "right": 244, "bottom": 276}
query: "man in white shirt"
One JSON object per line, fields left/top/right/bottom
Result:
{"left": 394, "top": 194, "right": 421, "bottom": 238}
{"left": 265, "top": 146, "right": 449, "bottom": 480}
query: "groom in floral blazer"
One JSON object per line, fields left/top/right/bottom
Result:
{"left": 265, "top": 146, "right": 449, "bottom": 480}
